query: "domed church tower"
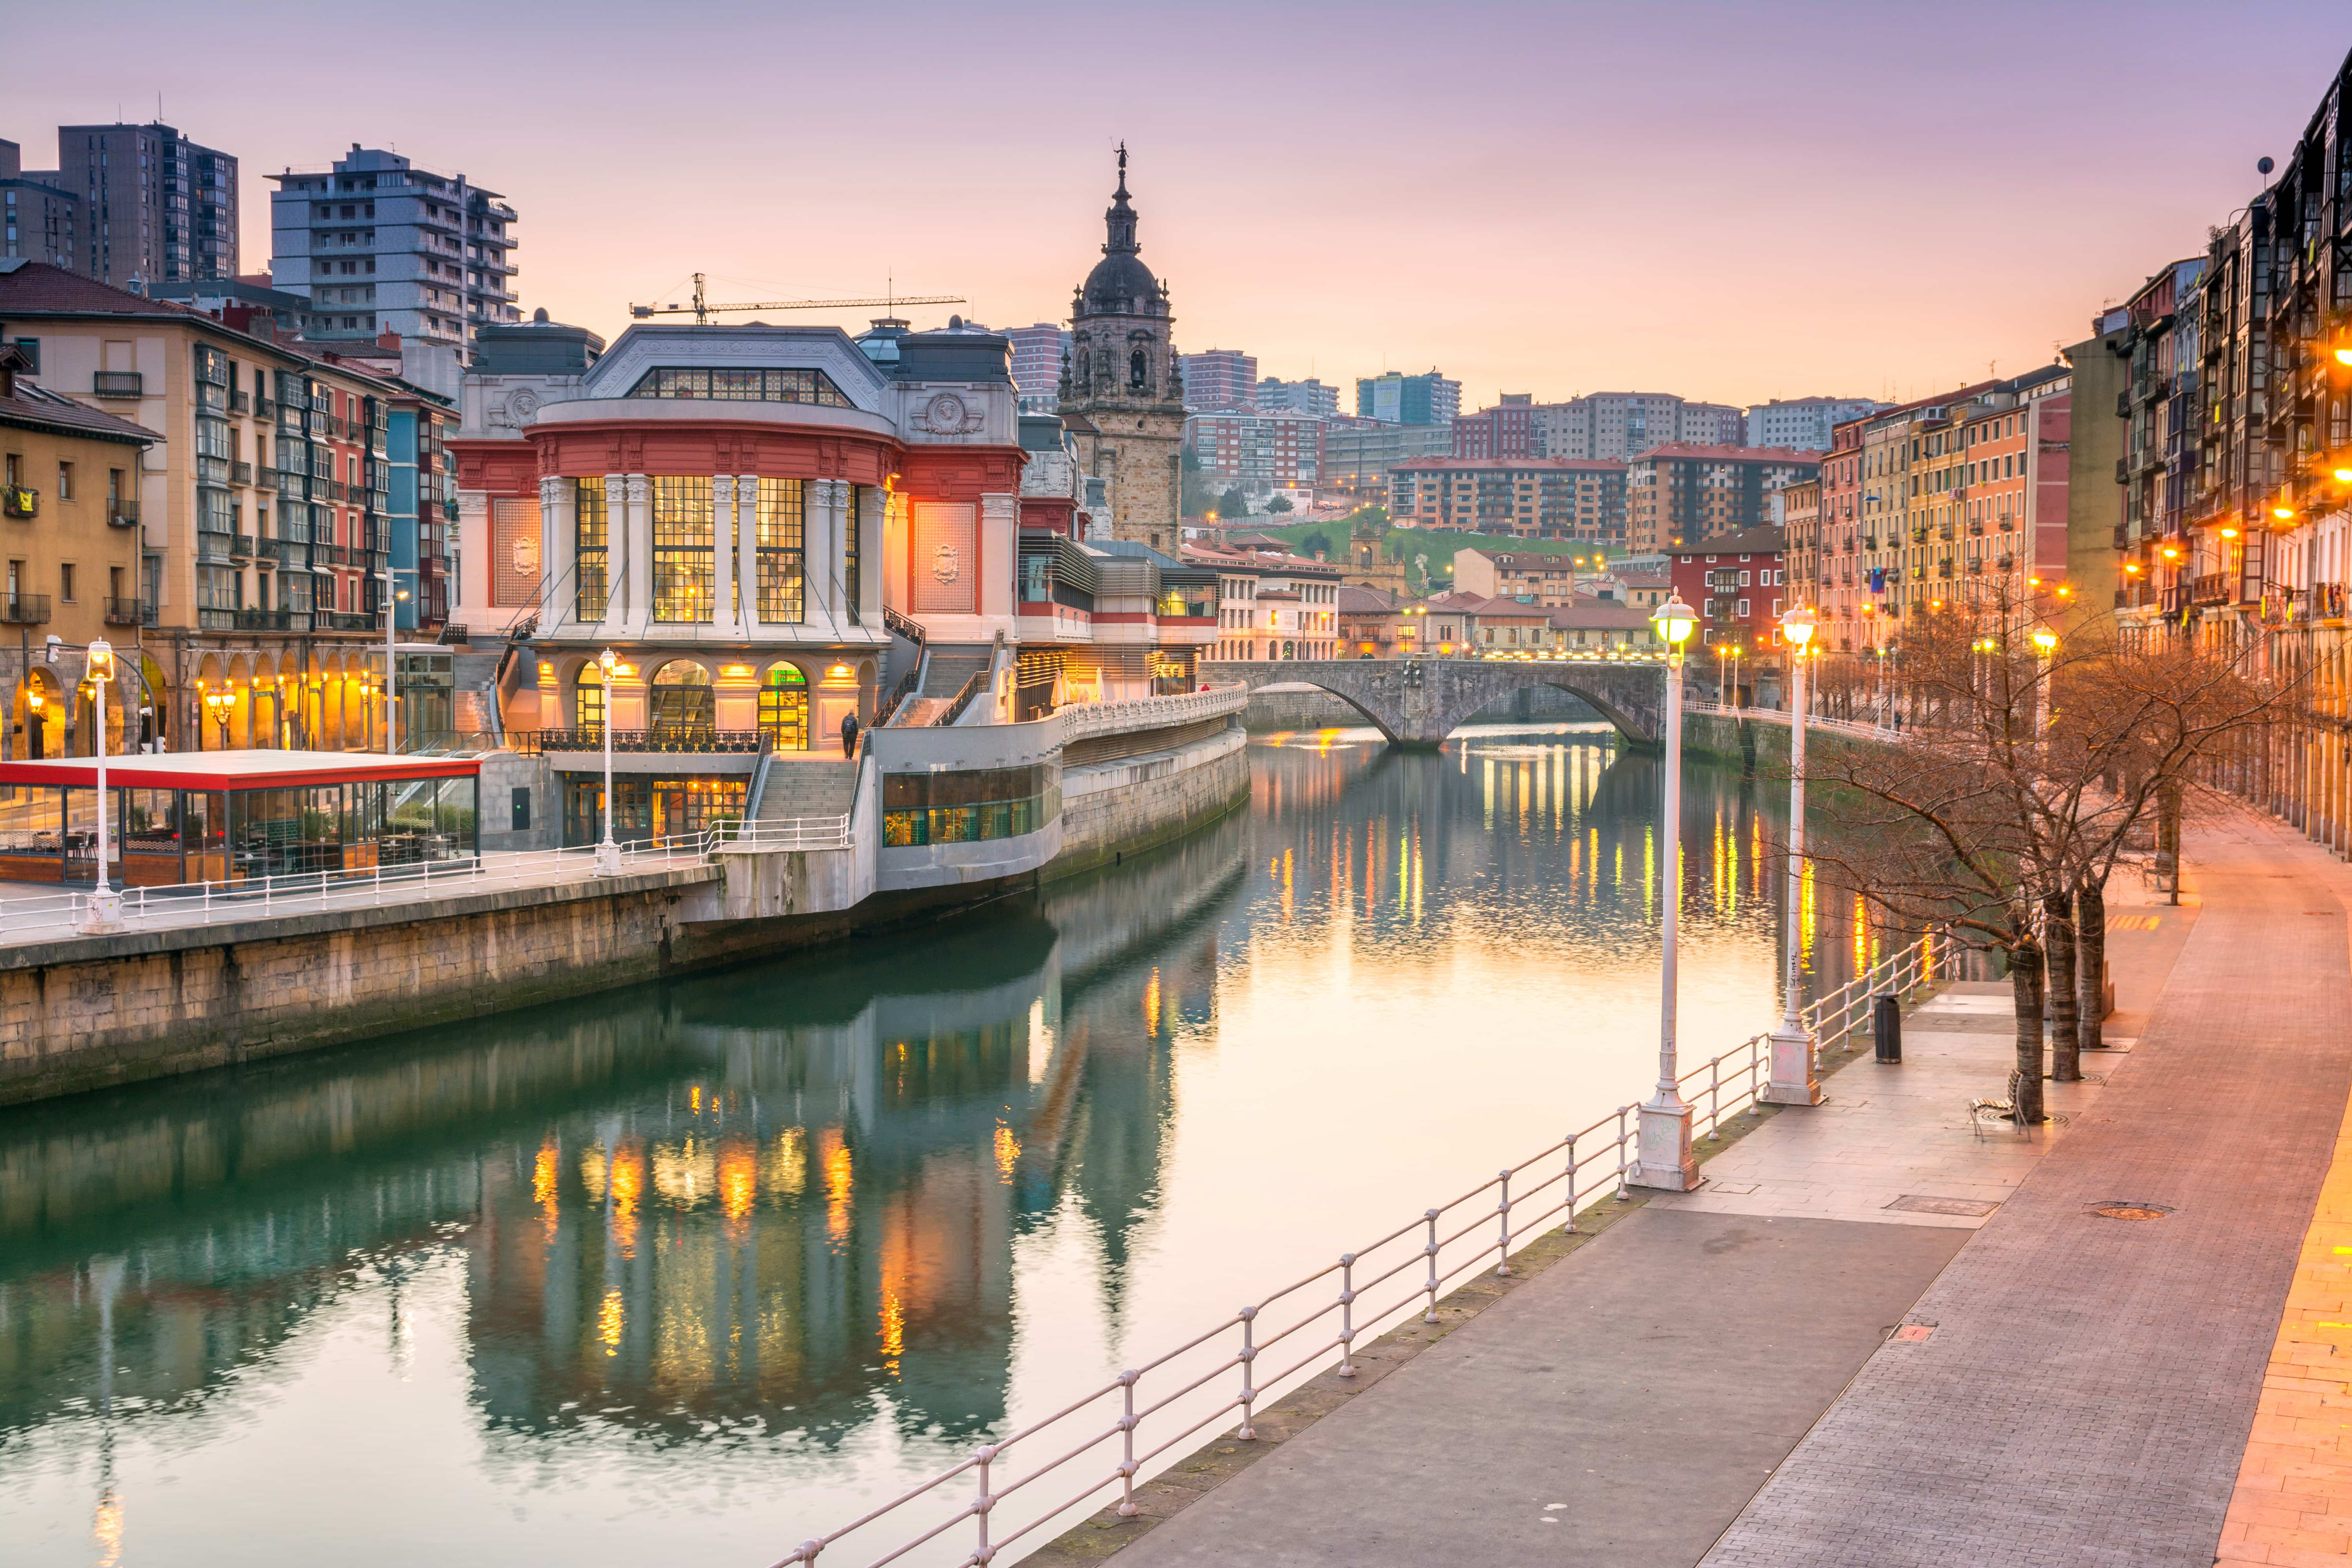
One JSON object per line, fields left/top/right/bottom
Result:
{"left": 1060, "top": 145, "right": 1187, "bottom": 550}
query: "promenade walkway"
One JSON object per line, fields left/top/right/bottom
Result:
{"left": 1059, "top": 809, "right": 2348, "bottom": 1567}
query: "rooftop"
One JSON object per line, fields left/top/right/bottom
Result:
{"left": 0, "top": 750, "right": 479, "bottom": 791}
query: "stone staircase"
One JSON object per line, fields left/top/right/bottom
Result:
{"left": 755, "top": 759, "right": 858, "bottom": 822}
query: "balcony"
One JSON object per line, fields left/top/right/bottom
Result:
{"left": 229, "top": 390, "right": 250, "bottom": 414}
{"left": 229, "top": 609, "right": 310, "bottom": 632}
{"left": 232, "top": 534, "right": 256, "bottom": 559}
{"left": 320, "top": 612, "right": 381, "bottom": 633}
{"left": 102, "top": 597, "right": 142, "bottom": 627}
{"left": 196, "top": 530, "right": 237, "bottom": 564}
{"left": 514, "top": 728, "right": 767, "bottom": 757}
{"left": 91, "top": 371, "right": 143, "bottom": 399}
{"left": 259, "top": 537, "right": 310, "bottom": 566}
{"left": 254, "top": 469, "right": 279, "bottom": 492}
{"left": 229, "top": 460, "right": 253, "bottom": 485}
{"left": 107, "top": 499, "right": 139, "bottom": 529}
{"left": 2190, "top": 572, "right": 2231, "bottom": 606}
{"left": 4, "top": 487, "right": 38, "bottom": 521}
{"left": 0, "top": 595, "right": 51, "bottom": 625}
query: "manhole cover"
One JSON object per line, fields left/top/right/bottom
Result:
{"left": 2089, "top": 1201, "right": 2172, "bottom": 1221}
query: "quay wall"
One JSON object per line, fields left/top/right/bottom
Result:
{"left": 0, "top": 712, "right": 1259, "bottom": 1107}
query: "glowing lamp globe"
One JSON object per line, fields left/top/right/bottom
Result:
{"left": 1779, "top": 606, "right": 1817, "bottom": 648}
{"left": 1651, "top": 594, "right": 1697, "bottom": 649}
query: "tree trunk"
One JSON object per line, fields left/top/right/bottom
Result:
{"left": 2009, "top": 940, "right": 2047, "bottom": 1123}
{"left": 2043, "top": 891, "right": 2080, "bottom": 1081}
{"left": 2075, "top": 880, "right": 2107, "bottom": 1053}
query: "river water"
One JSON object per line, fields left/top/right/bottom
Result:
{"left": 0, "top": 721, "right": 1895, "bottom": 1567}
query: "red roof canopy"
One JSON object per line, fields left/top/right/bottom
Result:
{"left": 0, "top": 749, "right": 480, "bottom": 791}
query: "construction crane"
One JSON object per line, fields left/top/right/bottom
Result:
{"left": 630, "top": 273, "right": 964, "bottom": 325}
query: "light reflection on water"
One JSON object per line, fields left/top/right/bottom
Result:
{"left": 0, "top": 722, "right": 1894, "bottom": 1566}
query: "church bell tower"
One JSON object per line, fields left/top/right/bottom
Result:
{"left": 1060, "top": 145, "right": 1187, "bottom": 551}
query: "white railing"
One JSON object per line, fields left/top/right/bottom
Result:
{"left": 0, "top": 815, "right": 852, "bottom": 947}
{"left": 769, "top": 934, "right": 1960, "bottom": 1568}
{"left": 1802, "top": 930, "right": 1954, "bottom": 1053}
{"left": 1054, "top": 684, "right": 1250, "bottom": 744}
{"left": 1684, "top": 700, "right": 1900, "bottom": 744}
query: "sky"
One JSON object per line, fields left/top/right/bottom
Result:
{"left": 12, "top": 0, "right": 2348, "bottom": 412}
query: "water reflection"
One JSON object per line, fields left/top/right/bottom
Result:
{"left": 0, "top": 723, "right": 1894, "bottom": 1567}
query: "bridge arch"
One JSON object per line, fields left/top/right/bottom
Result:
{"left": 1203, "top": 659, "right": 1668, "bottom": 751}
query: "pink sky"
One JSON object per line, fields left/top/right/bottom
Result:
{"left": 13, "top": 1, "right": 2345, "bottom": 411}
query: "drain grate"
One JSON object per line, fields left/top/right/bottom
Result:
{"left": 2089, "top": 1201, "right": 2173, "bottom": 1221}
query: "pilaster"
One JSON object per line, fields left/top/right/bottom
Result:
{"left": 737, "top": 474, "right": 762, "bottom": 632}
{"left": 621, "top": 473, "right": 651, "bottom": 636}
{"left": 538, "top": 474, "right": 573, "bottom": 630}
{"left": 809, "top": 478, "right": 847, "bottom": 635}
{"left": 711, "top": 475, "right": 740, "bottom": 634}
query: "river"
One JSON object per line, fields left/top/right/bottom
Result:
{"left": 0, "top": 720, "right": 1896, "bottom": 1567}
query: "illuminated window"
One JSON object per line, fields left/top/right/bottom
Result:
{"left": 624, "top": 367, "right": 853, "bottom": 407}
{"left": 755, "top": 477, "right": 804, "bottom": 622}
{"left": 574, "top": 477, "right": 609, "bottom": 621}
{"left": 650, "top": 476, "right": 712, "bottom": 623}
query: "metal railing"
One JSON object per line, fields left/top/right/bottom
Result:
{"left": 1683, "top": 700, "right": 1900, "bottom": 744}
{"left": 1801, "top": 930, "right": 1955, "bottom": 1054}
{"left": 0, "top": 817, "right": 853, "bottom": 947}
{"left": 509, "top": 728, "right": 767, "bottom": 756}
{"left": 1056, "top": 685, "right": 1250, "bottom": 742}
{"left": 767, "top": 935, "right": 1956, "bottom": 1568}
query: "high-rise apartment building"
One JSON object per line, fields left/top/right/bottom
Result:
{"left": 1186, "top": 408, "right": 1321, "bottom": 488}
{"left": 54, "top": 122, "right": 239, "bottom": 286}
{"left": 1454, "top": 394, "right": 1538, "bottom": 459}
{"left": 0, "top": 143, "right": 78, "bottom": 270}
{"left": 1743, "top": 396, "right": 1887, "bottom": 451}
{"left": 1527, "top": 392, "right": 1739, "bottom": 461}
{"left": 1254, "top": 376, "right": 1339, "bottom": 417}
{"left": 1005, "top": 322, "right": 1068, "bottom": 413}
{"left": 269, "top": 146, "right": 519, "bottom": 355}
{"left": 1390, "top": 456, "right": 1626, "bottom": 541}
{"left": 1624, "top": 444, "right": 1820, "bottom": 552}
{"left": 1181, "top": 347, "right": 1256, "bottom": 411}
{"left": 1356, "top": 369, "right": 1459, "bottom": 426}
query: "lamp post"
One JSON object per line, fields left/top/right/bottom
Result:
{"left": 2032, "top": 626, "right": 2058, "bottom": 750}
{"left": 1763, "top": 607, "right": 1820, "bottom": 1105}
{"left": 594, "top": 646, "right": 622, "bottom": 876}
{"left": 379, "top": 564, "right": 413, "bottom": 754}
{"left": 1633, "top": 592, "right": 1701, "bottom": 1190}
{"left": 81, "top": 639, "right": 122, "bottom": 934}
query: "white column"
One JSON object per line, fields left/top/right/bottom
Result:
{"left": 808, "top": 479, "right": 845, "bottom": 634}
{"left": 737, "top": 473, "right": 762, "bottom": 632}
{"left": 622, "top": 474, "right": 652, "bottom": 635}
{"left": 539, "top": 475, "right": 573, "bottom": 629}
{"left": 711, "top": 475, "right": 739, "bottom": 634}
{"left": 856, "top": 485, "right": 884, "bottom": 626}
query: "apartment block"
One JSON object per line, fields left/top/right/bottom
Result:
{"left": 1624, "top": 444, "right": 1818, "bottom": 552}
{"left": 1005, "top": 322, "right": 1067, "bottom": 413}
{"left": 270, "top": 146, "right": 519, "bottom": 355}
{"left": 53, "top": 121, "right": 239, "bottom": 287}
{"left": 1186, "top": 407, "right": 1321, "bottom": 487}
{"left": 1255, "top": 376, "right": 1340, "bottom": 417}
{"left": 1530, "top": 392, "right": 1741, "bottom": 461}
{"left": 1180, "top": 347, "right": 1257, "bottom": 412}
{"left": 1389, "top": 456, "right": 1626, "bottom": 541}
{"left": 1319, "top": 419, "right": 1456, "bottom": 497}
{"left": 1356, "top": 369, "right": 1459, "bottom": 426}
{"left": 1744, "top": 395, "right": 1886, "bottom": 451}
{"left": 0, "top": 143, "right": 78, "bottom": 271}
{"left": 1453, "top": 393, "right": 1537, "bottom": 459}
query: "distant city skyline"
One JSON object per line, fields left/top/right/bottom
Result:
{"left": 9, "top": 0, "right": 2341, "bottom": 406}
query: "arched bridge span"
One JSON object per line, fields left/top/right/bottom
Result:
{"left": 1202, "top": 659, "right": 1668, "bottom": 750}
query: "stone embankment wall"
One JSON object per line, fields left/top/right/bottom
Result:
{"left": 1053, "top": 725, "right": 1250, "bottom": 878}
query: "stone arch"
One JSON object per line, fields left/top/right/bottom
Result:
{"left": 18, "top": 666, "right": 64, "bottom": 759}
{"left": 229, "top": 654, "right": 258, "bottom": 749}
{"left": 561, "top": 653, "right": 607, "bottom": 732}
{"left": 756, "top": 659, "right": 813, "bottom": 750}
{"left": 320, "top": 652, "right": 348, "bottom": 750}
{"left": 1205, "top": 658, "right": 1666, "bottom": 751}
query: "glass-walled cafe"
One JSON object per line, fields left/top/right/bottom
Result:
{"left": 0, "top": 752, "right": 482, "bottom": 886}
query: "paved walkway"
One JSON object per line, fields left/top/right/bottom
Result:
{"left": 1704, "top": 813, "right": 2352, "bottom": 1567}
{"left": 1060, "top": 811, "right": 2352, "bottom": 1567}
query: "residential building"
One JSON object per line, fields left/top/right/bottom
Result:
{"left": 1319, "top": 419, "right": 1456, "bottom": 498}
{"left": 1454, "top": 546, "right": 1613, "bottom": 605}
{"left": 0, "top": 143, "right": 78, "bottom": 271}
{"left": 1356, "top": 369, "right": 1459, "bottom": 426}
{"left": 1624, "top": 444, "right": 1818, "bottom": 552}
{"left": 1005, "top": 323, "right": 1068, "bottom": 414}
{"left": 1255, "top": 376, "right": 1339, "bottom": 417}
{"left": 1668, "top": 524, "right": 1787, "bottom": 654}
{"left": 1546, "top": 600, "right": 1660, "bottom": 652}
{"left": 1744, "top": 396, "right": 1886, "bottom": 451}
{"left": 1060, "top": 151, "right": 1186, "bottom": 551}
{"left": 1388, "top": 456, "right": 1626, "bottom": 539}
{"left": 1577, "top": 567, "right": 1670, "bottom": 608}
{"left": 0, "top": 342, "right": 155, "bottom": 754}
{"left": 0, "top": 261, "right": 441, "bottom": 754}
{"left": 1186, "top": 407, "right": 1322, "bottom": 488}
{"left": 1337, "top": 583, "right": 1402, "bottom": 657}
{"left": 1533, "top": 392, "right": 1743, "bottom": 461}
{"left": 1454, "top": 394, "right": 1536, "bottom": 459}
{"left": 53, "top": 121, "right": 239, "bottom": 287}
{"left": 269, "top": 145, "right": 520, "bottom": 356}
{"left": 1184, "top": 542, "right": 1342, "bottom": 660}
{"left": 1180, "top": 348, "right": 1256, "bottom": 412}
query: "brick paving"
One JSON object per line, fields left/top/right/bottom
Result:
{"left": 1702, "top": 814, "right": 2352, "bottom": 1567}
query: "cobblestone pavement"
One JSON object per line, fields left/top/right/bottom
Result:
{"left": 1702, "top": 813, "right": 2352, "bottom": 1568}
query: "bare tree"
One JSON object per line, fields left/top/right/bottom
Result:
{"left": 1799, "top": 595, "right": 2277, "bottom": 1123}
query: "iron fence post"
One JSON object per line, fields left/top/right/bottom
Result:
{"left": 1236, "top": 1307, "right": 1259, "bottom": 1439}
{"left": 1117, "top": 1370, "right": 1140, "bottom": 1515}
{"left": 1563, "top": 1134, "right": 1579, "bottom": 1232}
{"left": 1337, "top": 1254, "right": 1358, "bottom": 1377}
{"left": 1421, "top": 1209, "right": 1442, "bottom": 1321}
{"left": 972, "top": 1443, "right": 997, "bottom": 1563}
{"left": 1495, "top": 1168, "right": 1513, "bottom": 1276}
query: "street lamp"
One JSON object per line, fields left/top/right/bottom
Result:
{"left": 81, "top": 639, "right": 122, "bottom": 934}
{"left": 2032, "top": 626, "right": 2058, "bottom": 744}
{"left": 1634, "top": 592, "right": 1701, "bottom": 1190}
{"left": 594, "top": 646, "right": 623, "bottom": 876}
{"left": 1764, "top": 606, "right": 1820, "bottom": 1105}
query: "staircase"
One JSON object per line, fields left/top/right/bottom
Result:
{"left": 884, "top": 643, "right": 995, "bottom": 727}
{"left": 755, "top": 759, "right": 858, "bottom": 822}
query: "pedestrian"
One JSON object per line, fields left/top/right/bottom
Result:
{"left": 840, "top": 710, "right": 860, "bottom": 756}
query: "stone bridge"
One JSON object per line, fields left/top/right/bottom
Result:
{"left": 1201, "top": 658, "right": 1668, "bottom": 750}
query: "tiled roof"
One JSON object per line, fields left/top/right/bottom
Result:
{"left": 0, "top": 260, "right": 196, "bottom": 316}
{"left": 1628, "top": 443, "right": 1821, "bottom": 464}
{"left": 1336, "top": 585, "right": 1397, "bottom": 613}
{"left": 1548, "top": 602, "right": 1657, "bottom": 630}
{"left": 0, "top": 381, "right": 156, "bottom": 445}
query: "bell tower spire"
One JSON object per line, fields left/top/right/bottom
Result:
{"left": 1104, "top": 142, "right": 1138, "bottom": 256}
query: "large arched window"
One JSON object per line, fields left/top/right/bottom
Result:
{"left": 648, "top": 660, "right": 713, "bottom": 733}
{"left": 758, "top": 663, "right": 808, "bottom": 750}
